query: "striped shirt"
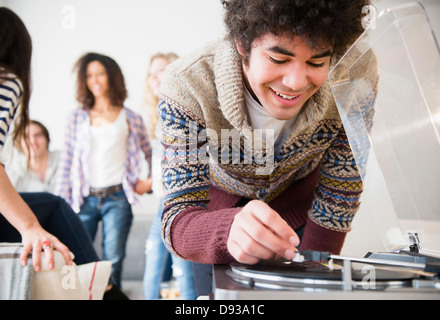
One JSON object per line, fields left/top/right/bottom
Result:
{"left": 55, "top": 107, "right": 152, "bottom": 212}
{"left": 0, "top": 74, "right": 23, "bottom": 165}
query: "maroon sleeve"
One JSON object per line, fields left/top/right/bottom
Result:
{"left": 171, "top": 208, "right": 347, "bottom": 264}
{"left": 168, "top": 170, "right": 347, "bottom": 264}
{"left": 298, "top": 217, "right": 347, "bottom": 254}
{"left": 167, "top": 184, "right": 242, "bottom": 264}
{"left": 170, "top": 206, "right": 241, "bottom": 264}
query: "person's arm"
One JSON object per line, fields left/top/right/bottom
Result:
{"left": 0, "top": 77, "right": 72, "bottom": 270}
{"left": 137, "top": 113, "right": 153, "bottom": 177}
{"left": 159, "top": 94, "right": 298, "bottom": 265}
{"left": 54, "top": 112, "right": 76, "bottom": 204}
{"left": 0, "top": 165, "right": 72, "bottom": 270}
{"left": 134, "top": 177, "right": 152, "bottom": 195}
{"left": 159, "top": 94, "right": 217, "bottom": 262}
{"left": 128, "top": 110, "right": 153, "bottom": 194}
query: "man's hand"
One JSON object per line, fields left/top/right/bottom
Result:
{"left": 227, "top": 200, "right": 300, "bottom": 264}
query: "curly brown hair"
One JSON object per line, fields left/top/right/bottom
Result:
{"left": 74, "top": 52, "right": 127, "bottom": 109}
{"left": 223, "top": 0, "right": 370, "bottom": 62}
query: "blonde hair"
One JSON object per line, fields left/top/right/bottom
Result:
{"left": 143, "top": 52, "right": 179, "bottom": 139}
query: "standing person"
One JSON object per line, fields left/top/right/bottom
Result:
{"left": 159, "top": 0, "right": 378, "bottom": 295}
{"left": 141, "top": 53, "right": 196, "bottom": 300}
{"left": 0, "top": 6, "right": 97, "bottom": 275}
{"left": 6, "top": 120, "right": 60, "bottom": 193}
{"left": 55, "top": 52, "right": 152, "bottom": 290}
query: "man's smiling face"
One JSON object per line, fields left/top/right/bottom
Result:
{"left": 238, "top": 33, "right": 332, "bottom": 120}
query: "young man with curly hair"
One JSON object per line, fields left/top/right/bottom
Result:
{"left": 159, "top": 0, "right": 377, "bottom": 294}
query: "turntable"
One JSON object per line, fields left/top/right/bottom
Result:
{"left": 213, "top": 2, "right": 440, "bottom": 300}
{"left": 213, "top": 250, "right": 440, "bottom": 299}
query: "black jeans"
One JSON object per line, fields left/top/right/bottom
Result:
{"left": 0, "top": 192, "right": 99, "bottom": 265}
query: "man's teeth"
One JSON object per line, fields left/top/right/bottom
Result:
{"left": 275, "top": 91, "right": 297, "bottom": 100}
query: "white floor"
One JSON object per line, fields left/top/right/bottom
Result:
{"left": 122, "top": 280, "right": 144, "bottom": 300}
{"left": 122, "top": 280, "right": 184, "bottom": 300}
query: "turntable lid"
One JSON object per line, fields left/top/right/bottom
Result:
{"left": 329, "top": 2, "right": 440, "bottom": 255}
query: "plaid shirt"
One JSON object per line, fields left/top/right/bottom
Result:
{"left": 55, "top": 107, "right": 152, "bottom": 212}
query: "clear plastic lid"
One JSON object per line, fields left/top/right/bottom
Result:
{"left": 329, "top": 2, "right": 440, "bottom": 255}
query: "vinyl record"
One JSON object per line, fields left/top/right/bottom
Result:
{"left": 230, "top": 260, "right": 340, "bottom": 280}
{"left": 229, "top": 258, "right": 421, "bottom": 288}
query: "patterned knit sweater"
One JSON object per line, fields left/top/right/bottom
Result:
{"left": 159, "top": 39, "right": 377, "bottom": 264}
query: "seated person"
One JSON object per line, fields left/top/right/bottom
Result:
{"left": 6, "top": 120, "right": 59, "bottom": 193}
{"left": 0, "top": 7, "right": 126, "bottom": 299}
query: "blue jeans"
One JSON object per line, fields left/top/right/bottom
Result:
{"left": 78, "top": 190, "right": 133, "bottom": 289}
{"left": 143, "top": 201, "right": 196, "bottom": 300}
{"left": 0, "top": 192, "right": 99, "bottom": 265}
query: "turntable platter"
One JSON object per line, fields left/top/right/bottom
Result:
{"left": 230, "top": 259, "right": 420, "bottom": 281}
{"left": 227, "top": 259, "right": 424, "bottom": 291}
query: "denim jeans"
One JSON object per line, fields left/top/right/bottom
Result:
{"left": 143, "top": 201, "right": 196, "bottom": 300}
{"left": 78, "top": 189, "right": 133, "bottom": 289}
{"left": 0, "top": 192, "right": 99, "bottom": 265}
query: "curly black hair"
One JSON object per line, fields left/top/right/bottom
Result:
{"left": 223, "top": 0, "right": 370, "bottom": 61}
{"left": 74, "top": 52, "right": 127, "bottom": 110}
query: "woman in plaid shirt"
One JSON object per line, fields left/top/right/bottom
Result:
{"left": 55, "top": 53, "right": 152, "bottom": 289}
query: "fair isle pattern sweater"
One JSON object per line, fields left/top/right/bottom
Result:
{"left": 159, "top": 39, "right": 376, "bottom": 264}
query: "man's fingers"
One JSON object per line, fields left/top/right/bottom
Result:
{"left": 243, "top": 201, "right": 299, "bottom": 253}
{"left": 228, "top": 216, "right": 276, "bottom": 264}
{"left": 245, "top": 212, "right": 297, "bottom": 260}
{"left": 248, "top": 201, "right": 300, "bottom": 246}
{"left": 228, "top": 200, "right": 299, "bottom": 263}
{"left": 227, "top": 238, "right": 263, "bottom": 265}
